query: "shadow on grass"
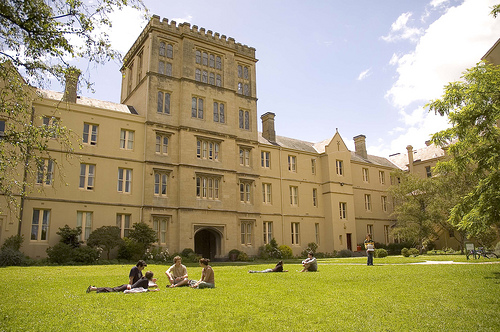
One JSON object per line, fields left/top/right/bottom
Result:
{"left": 484, "top": 271, "right": 500, "bottom": 284}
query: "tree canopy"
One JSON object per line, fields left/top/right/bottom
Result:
{"left": 428, "top": 62, "right": 500, "bottom": 235}
{"left": 0, "top": 0, "right": 147, "bottom": 226}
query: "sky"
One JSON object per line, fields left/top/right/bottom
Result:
{"left": 73, "top": 0, "right": 500, "bottom": 157}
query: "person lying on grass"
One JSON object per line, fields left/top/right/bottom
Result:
{"left": 300, "top": 252, "right": 318, "bottom": 272}
{"left": 166, "top": 255, "right": 189, "bottom": 288}
{"left": 249, "top": 260, "right": 289, "bottom": 273}
{"left": 189, "top": 258, "right": 215, "bottom": 289}
{"left": 87, "top": 271, "right": 159, "bottom": 293}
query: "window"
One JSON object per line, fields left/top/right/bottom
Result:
{"left": 367, "top": 224, "right": 374, "bottom": 236}
{"left": 239, "top": 180, "right": 252, "bottom": 203}
{"left": 288, "top": 155, "right": 296, "bottom": 172}
{"left": 216, "top": 74, "right": 222, "bottom": 87}
{"left": 166, "top": 44, "right": 173, "bottom": 58}
{"left": 159, "top": 42, "right": 165, "bottom": 56}
{"left": 239, "top": 148, "right": 250, "bottom": 166}
{"left": 195, "top": 50, "right": 201, "bottom": 64}
{"left": 290, "top": 186, "right": 299, "bottom": 206}
{"left": 238, "top": 82, "right": 243, "bottom": 94}
{"left": 79, "top": 164, "right": 95, "bottom": 190}
{"left": 379, "top": 171, "right": 385, "bottom": 184}
{"left": 315, "top": 223, "right": 320, "bottom": 245}
{"left": 195, "top": 69, "right": 201, "bottom": 81}
{"left": 153, "top": 217, "right": 168, "bottom": 244}
{"left": 158, "top": 61, "right": 164, "bottom": 74}
{"left": 313, "top": 188, "right": 318, "bottom": 207}
{"left": 213, "top": 102, "right": 225, "bottom": 123}
{"left": 241, "top": 221, "right": 252, "bottom": 245}
{"left": 384, "top": 225, "right": 390, "bottom": 244}
{"left": 291, "top": 222, "right": 300, "bottom": 245}
{"left": 157, "top": 91, "right": 171, "bottom": 114}
{"left": 120, "top": 129, "right": 134, "bottom": 150}
{"left": 311, "top": 159, "right": 316, "bottom": 174}
{"left": 336, "top": 160, "right": 343, "bottom": 176}
{"left": 362, "top": 168, "right": 369, "bottom": 182}
{"left": 154, "top": 171, "right": 168, "bottom": 196}
{"left": 165, "top": 63, "right": 172, "bottom": 76}
{"left": 0, "top": 120, "right": 5, "bottom": 137}
{"left": 209, "top": 72, "right": 215, "bottom": 85}
{"left": 239, "top": 109, "right": 250, "bottom": 130}
{"left": 155, "top": 134, "right": 169, "bottom": 155}
{"left": 202, "top": 52, "right": 208, "bottom": 66}
{"left": 244, "top": 66, "right": 249, "bottom": 79}
{"left": 364, "top": 194, "right": 372, "bottom": 211}
{"left": 261, "top": 151, "right": 270, "bottom": 168}
{"left": 263, "top": 221, "right": 273, "bottom": 244}
{"left": 31, "top": 209, "right": 50, "bottom": 241}
{"left": 202, "top": 70, "right": 208, "bottom": 83}
{"left": 238, "top": 65, "right": 242, "bottom": 78}
{"left": 77, "top": 211, "right": 92, "bottom": 242}
{"left": 339, "top": 202, "right": 347, "bottom": 219}
{"left": 42, "top": 116, "right": 59, "bottom": 138}
{"left": 83, "top": 123, "right": 98, "bottom": 145}
{"left": 262, "top": 183, "right": 272, "bottom": 204}
{"left": 216, "top": 56, "right": 222, "bottom": 69}
{"left": 137, "top": 51, "right": 143, "bottom": 82}
{"left": 191, "top": 97, "right": 204, "bottom": 119}
{"left": 381, "top": 196, "right": 388, "bottom": 212}
{"left": 243, "top": 84, "right": 249, "bottom": 96}
{"left": 196, "top": 175, "right": 220, "bottom": 199}
{"left": 36, "top": 159, "right": 54, "bottom": 186}
{"left": 209, "top": 54, "right": 215, "bottom": 68}
{"left": 196, "top": 139, "right": 220, "bottom": 161}
{"left": 116, "top": 214, "right": 131, "bottom": 238}
{"left": 425, "top": 166, "right": 432, "bottom": 178}
{"left": 117, "top": 168, "right": 132, "bottom": 193}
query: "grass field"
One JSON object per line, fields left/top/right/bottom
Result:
{"left": 0, "top": 256, "right": 499, "bottom": 331}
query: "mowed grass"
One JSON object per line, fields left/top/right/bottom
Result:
{"left": 0, "top": 256, "right": 499, "bottom": 331}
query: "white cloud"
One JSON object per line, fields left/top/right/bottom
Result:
{"left": 357, "top": 68, "right": 372, "bottom": 81}
{"left": 171, "top": 15, "right": 194, "bottom": 24}
{"left": 386, "top": 0, "right": 500, "bottom": 109}
{"left": 430, "top": 0, "right": 449, "bottom": 8}
{"left": 107, "top": 7, "right": 149, "bottom": 54}
{"left": 381, "top": 12, "right": 423, "bottom": 43}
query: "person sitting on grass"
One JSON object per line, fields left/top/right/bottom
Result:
{"left": 300, "top": 252, "right": 318, "bottom": 272}
{"left": 87, "top": 271, "right": 159, "bottom": 293}
{"left": 249, "top": 260, "right": 289, "bottom": 273}
{"left": 190, "top": 258, "right": 215, "bottom": 289}
{"left": 165, "top": 255, "right": 189, "bottom": 288}
{"left": 129, "top": 260, "right": 147, "bottom": 285}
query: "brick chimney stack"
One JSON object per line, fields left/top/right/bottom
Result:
{"left": 63, "top": 67, "right": 81, "bottom": 103}
{"left": 261, "top": 112, "right": 276, "bottom": 143}
{"left": 406, "top": 145, "right": 414, "bottom": 173}
{"left": 353, "top": 135, "right": 367, "bottom": 159}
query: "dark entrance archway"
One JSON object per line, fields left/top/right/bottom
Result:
{"left": 194, "top": 228, "right": 220, "bottom": 260}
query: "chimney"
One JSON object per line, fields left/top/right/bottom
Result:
{"left": 353, "top": 135, "right": 367, "bottom": 159}
{"left": 63, "top": 67, "right": 81, "bottom": 103}
{"left": 261, "top": 112, "right": 276, "bottom": 143}
{"left": 406, "top": 145, "right": 414, "bottom": 173}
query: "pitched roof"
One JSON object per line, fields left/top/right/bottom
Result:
{"left": 37, "top": 89, "right": 138, "bottom": 114}
{"left": 389, "top": 144, "right": 445, "bottom": 170}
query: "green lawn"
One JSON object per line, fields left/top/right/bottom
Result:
{"left": 0, "top": 256, "right": 499, "bottom": 331}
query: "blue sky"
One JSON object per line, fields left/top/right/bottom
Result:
{"left": 77, "top": 0, "right": 500, "bottom": 157}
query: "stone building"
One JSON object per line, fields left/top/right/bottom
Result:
{"left": 0, "top": 16, "right": 398, "bottom": 259}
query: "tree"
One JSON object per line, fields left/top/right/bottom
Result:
{"left": 389, "top": 170, "right": 440, "bottom": 252}
{"left": 86, "top": 226, "right": 123, "bottom": 259}
{"left": 0, "top": 0, "right": 147, "bottom": 231}
{"left": 56, "top": 224, "right": 82, "bottom": 248}
{"left": 128, "top": 222, "right": 157, "bottom": 251}
{"left": 427, "top": 62, "right": 500, "bottom": 235}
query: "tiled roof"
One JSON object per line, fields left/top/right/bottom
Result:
{"left": 351, "top": 151, "right": 399, "bottom": 168}
{"left": 389, "top": 144, "right": 445, "bottom": 170}
{"left": 37, "top": 89, "right": 137, "bottom": 114}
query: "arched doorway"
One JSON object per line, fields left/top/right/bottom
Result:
{"left": 194, "top": 228, "right": 221, "bottom": 260}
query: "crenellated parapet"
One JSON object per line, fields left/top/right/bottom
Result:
{"left": 123, "top": 14, "right": 256, "bottom": 67}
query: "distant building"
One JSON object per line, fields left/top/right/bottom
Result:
{"left": 1, "top": 16, "right": 404, "bottom": 259}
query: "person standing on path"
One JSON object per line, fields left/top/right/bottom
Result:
{"left": 364, "top": 234, "right": 375, "bottom": 266}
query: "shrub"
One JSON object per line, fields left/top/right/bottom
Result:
{"left": 187, "top": 252, "right": 201, "bottom": 263}
{"left": 401, "top": 248, "right": 410, "bottom": 257}
{"left": 1, "top": 235, "right": 24, "bottom": 251}
{"left": 56, "top": 225, "right": 82, "bottom": 248}
{"left": 258, "top": 238, "right": 281, "bottom": 259}
{"left": 117, "top": 237, "right": 143, "bottom": 261}
{"left": 374, "top": 248, "right": 388, "bottom": 258}
{"left": 181, "top": 248, "right": 195, "bottom": 257}
{"left": 388, "top": 242, "right": 414, "bottom": 255}
{"left": 46, "top": 243, "right": 73, "bottom": 264}
{"left": 301, "top": 242, "right": 319, "bottom": 257}
{"left": 0, "top": 248, "right": 26, "bottom": 266}
{"left": 128, "top": 222, "right": 157, "bottom": 251}
{"left": 278, "top": 245, "right": 293, "bottom": 259}
{"left": 495, "top": 242, "right": 500, "bottom": 256}
{"left": 338, "top": 249, "right": 353, "bottom": 257}
{"left": 228, "top": 249, "right": 240, "bottom": 261}
{"left": 408, "top": 248, "right": 419, "bottom": 257}
{"left": 237, "top": 251, "right": 249, "bottom": 261}
{"left": 72, "top": 246, "right": 100, "bottom": 264}
{"left": 86, "top": 226, "right": 123, "bottom": 260}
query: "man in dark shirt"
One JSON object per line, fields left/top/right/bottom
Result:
{"left": 129, "top": 260, "right": 147, "bottom": 284}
